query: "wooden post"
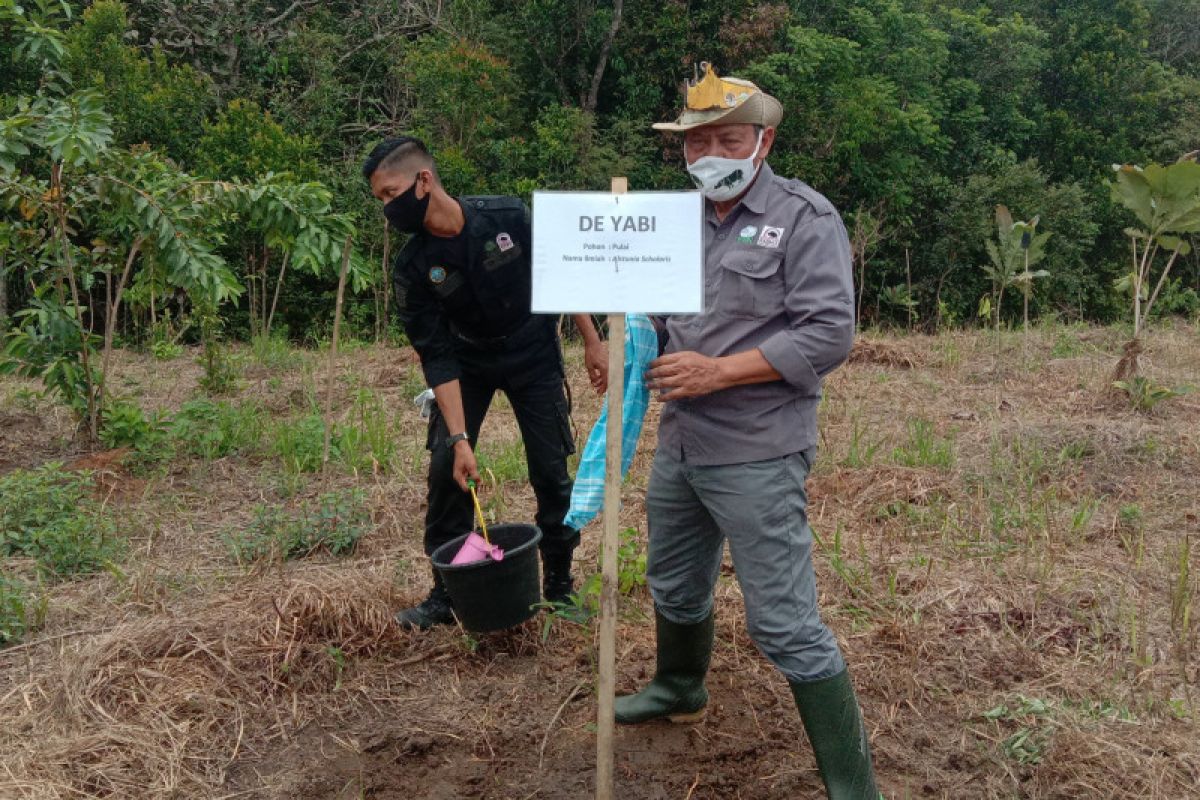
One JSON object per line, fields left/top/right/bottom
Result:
{"left": 322, "top": 236, "right": 354, "bottom": 479}
{"left": 596, "top": 176, "right": 628, "bottom": 800}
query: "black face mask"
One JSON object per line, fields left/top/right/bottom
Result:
{"left": 383, "top": 177, "right": 430, "bottom": 233}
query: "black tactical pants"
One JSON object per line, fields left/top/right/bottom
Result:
{"left": 423, "top": 320, "right": 577, "bottom": 583}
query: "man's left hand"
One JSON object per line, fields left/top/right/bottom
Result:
{"left": 584, "top": 339, "right": 608, "bottom": 394}
{"left": 646, "top": 351, "right": 728, "bottom": 401}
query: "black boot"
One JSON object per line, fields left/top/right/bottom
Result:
{"left": 790, "top": 669, "right": 881, "bottom": 800}
{"left": 614, "top": 609, "right": 714, "bottom": 724}
{"left": 394, "top": 581, "right": 455, "bottom": 631}
{"left": 541, "top": 550, "right": 575, "bottom": 604}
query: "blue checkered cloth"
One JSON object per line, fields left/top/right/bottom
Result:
{"left": 565, "top": 313, "right": 658, "bottom": 532}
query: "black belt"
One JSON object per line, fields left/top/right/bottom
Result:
{"left": 450, "top": 314, "right": 552, "bottom": 352}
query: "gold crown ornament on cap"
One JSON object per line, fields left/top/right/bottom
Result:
{"left": 652, "top": 62, "right": 783, "bottom": 132}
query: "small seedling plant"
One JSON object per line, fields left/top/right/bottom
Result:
{"left": 537, "top": 527, "right": 647, "bottom": 639}
{"left": 1110, "top": 160, "right": 1200, "bottom": 380}
{"left": 1111, "top": 376, "right": 1193, "bottom": 412}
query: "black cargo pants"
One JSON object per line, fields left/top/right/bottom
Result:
{"left": 423, "top": 317, "right": 577, "bottom": 585}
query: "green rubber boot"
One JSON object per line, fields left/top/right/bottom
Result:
{"left": 790, "top": 669, "right": 881, "bottom": 800}
{"left": 614, "top": 609, "right": 714, "bottom": 724}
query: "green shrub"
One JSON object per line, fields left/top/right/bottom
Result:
{"left": 34, "top": 514, "right": 123, "bottom": 576}
{"left": 0, "top": 464, "right": 123, "bottom": 578}
{"left": 150, "top": 339, "right": 183, "bottom": 360}
{"left": 1151, "top": 277, "right": 1200, "bottom": 321}
{"left": 270, "top": 413, "right": 330, "bottom": 473}
{"left": 100, "top": 400, "right": 172, "bottom": 463}
{"left": 171, "top": 398, "right": 266, "bottom": 459}
{"left": 0, "top": 574, "right": 44, "bottom": 647}
{"left": 223, "top": 489, "right": 370, "bottom": 563}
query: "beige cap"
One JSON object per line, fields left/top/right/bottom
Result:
{"left": 653, "top": 62, "right": 783, "bottom": 132}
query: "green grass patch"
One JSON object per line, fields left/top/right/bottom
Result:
{"left": 841, "top": 413, "right": 884, "bottom": 468}
{"left": 476, "top": 437, "right": 528, "bottom": 483}
{"left": 268, "top": 404, "right": 399, "bottom": 475}
{"left": 337, "top": 389, "right": 397, "bottom": 474}
{"left": 251, "top": 332, "right": 305, "bottom": 371}
{"left": 223, "top": 488, "right": 371, "bottom": 564}
{"left": 892, "top": 417, "right": 954, "bottom": 469}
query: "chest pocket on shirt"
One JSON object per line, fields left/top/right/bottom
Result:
{"left": 482, "top": 243, "right": 523, "bottom": 275}
{"left": 428, "top": 267, "right": 472, "bottom": 312}
{"left": 718, "top": 250, "right": 783, "bottom": 319}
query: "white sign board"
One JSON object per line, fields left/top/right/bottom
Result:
{"left": 531, "top": 191, "right": 704, "bottom": 314}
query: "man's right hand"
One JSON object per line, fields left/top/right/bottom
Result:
{"left": 452, "top": 440, "right": 480, "bottom": 492}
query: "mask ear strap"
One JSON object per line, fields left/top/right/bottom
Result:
{"left": 750, "top": 128, "right": 765, "bottom": 160}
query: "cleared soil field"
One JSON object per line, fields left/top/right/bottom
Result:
{"left": 1, "top": 323, "right": 1198, "bottom": 799}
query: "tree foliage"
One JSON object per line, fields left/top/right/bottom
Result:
{"left": 2, "top": 0, "right": 1199, "bottom": 358}
{"left": 0, "top": 0, "right": 368, "bottom": 434}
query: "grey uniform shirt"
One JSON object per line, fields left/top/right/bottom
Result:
{"left": 657, "top": 162, "right": 854, "bottom": 466}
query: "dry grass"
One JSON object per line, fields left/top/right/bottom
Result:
{"left": 1, "top": 321, "right": 1198, "bottom": 799}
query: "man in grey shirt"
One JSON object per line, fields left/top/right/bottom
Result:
{"left": 613, "top": 63, "right": 880, "bottom": 800}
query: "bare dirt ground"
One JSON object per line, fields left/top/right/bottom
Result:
{"left": 1, "top": 323, "right": 1198, "bottom": 799}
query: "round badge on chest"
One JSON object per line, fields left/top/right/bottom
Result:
{"left": 429, "top": 266, "right": 447, "bottom": 284}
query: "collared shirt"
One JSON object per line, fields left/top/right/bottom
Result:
{"left": 392, "top": 196, "right": 540, "bottom": 388}
{"left": 657, "top": 162, "right": 854, "bottom": 466}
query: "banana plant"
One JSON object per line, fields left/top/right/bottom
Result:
{"left": 1111, "top": 162, "right": 1200, "bottom": 343}
{"left": 981, "top": 205, "right": 1051, "bottom": 331}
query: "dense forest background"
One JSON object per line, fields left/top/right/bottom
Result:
{"left": 3, "top": 0, "right": 1199, "bottom": 346}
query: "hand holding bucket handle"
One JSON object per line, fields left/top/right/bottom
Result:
{"left": 451, "top": 436, "right": 480, "bottom": 492}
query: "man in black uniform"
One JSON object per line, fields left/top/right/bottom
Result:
{"left": 363, "top": 136, "right": 608, "bottom": 630}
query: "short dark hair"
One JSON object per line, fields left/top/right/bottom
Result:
{"left": 361, "top": 136, "right": 434, "bottom": 181}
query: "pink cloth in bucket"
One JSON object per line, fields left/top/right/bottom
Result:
{"left": 450, "top": 532, "right": 505, "bottom": 565}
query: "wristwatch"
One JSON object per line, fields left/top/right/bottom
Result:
{"left": 445, "top": 432, "right": 470, "bottom": 449}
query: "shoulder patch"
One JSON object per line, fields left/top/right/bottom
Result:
{"left": 783, "top": 179, "right": 836, "bottom": 217}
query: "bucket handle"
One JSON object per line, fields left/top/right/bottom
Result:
{"left": 467, "top": 479, "right": 490, "bottom": 545}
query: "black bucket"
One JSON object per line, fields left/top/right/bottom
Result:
{"left": 430, "top": 524, "right": 543, "bottom": 633}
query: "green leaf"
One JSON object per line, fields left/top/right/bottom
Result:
{"left": 1155, "top": 234, "right": 1191, "bottom": 255}
{"left": 1111, "top": 165, "right": 1154, "bottom": 229}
